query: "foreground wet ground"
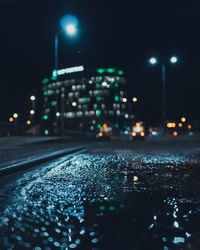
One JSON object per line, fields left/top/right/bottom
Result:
{"left": 0, "top": 140, "right": 200, "bottom": 249}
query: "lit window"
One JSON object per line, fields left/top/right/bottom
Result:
{"left": 117, "top": 110, "right": 120, "bottom": 116}
{"left": 115, "top": 96, "right": 119, "bottom": 102}
{"left": 76, "top": 111, "right": 83, "bottom": 117}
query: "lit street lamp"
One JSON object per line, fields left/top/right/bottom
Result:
{"left": 54, "top": 14, "right": 78, "bottom": 136}
{"left": 132, "top": 97, "right": 138, "bottom": 103}
{"left": 13, "top": 113, "right": 18, "bottom": 119}
{"left": 30, "top": 95, "right": 36, "bottom": 101}
{"left": 149, "top": 56, "right": 178, "bottom": 132}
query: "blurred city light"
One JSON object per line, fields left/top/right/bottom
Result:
{"left": 103, "top": 123, "right": 108, "bottom": 129}
{"left": 27, "top": 120, "right": 31, "bottom": 125}
{"left": 98, "top": 132, "right": 103, "bottom": 137}
{"left": 66, "top": 24, "right": 76, "bottom": 35}
{"left": 60, "top": 14, "right": 78, "bottom": 35}
{"left": 9, "top": 117, "right": 14, "bottom": 122}
{"left": 188, "top": 124, "right": 192, "bottom": 129}
{"left": 173, "top": 131, "right": 178, "bottom": 136}
{"left": 132, "top": 97, "right": 138, "bottom": 102}
{"left": 13, "top": 113, "right": 18, "bottom": 118}
{"left": 132, "top": 132, "right": 136, "bottom": 137}
{"left": 30, "top": 110, "right": 35, "bottom": 115}
{"left": 181, "top": 117, "right": 186, "bottom": 122}
{"left": 136, "top": 122, "right": 141, "bottom": 127}
{"left": 149, "top": 57, "right": 157, "bottom": 64}
{"left": 72, "top": 101, "right": 77, "bottom": 107}
{"left": 30, "top": 95, "right": 36, "bottom": 101}
{"left": 167, "top": 122, "right": 176, "bottom": 128}
{"left": 170, "top": 56, "right": 178, "bottom": 64}
{"left": 102, "top": 81, "right": 107, "bottom": 87}
{"left": 122, "top": 98, "right": 127, "bottom": 103}
{"left": 140, "top": 131, "right": 145, "bottom": 137}
{"left": 178, "top": 123, "right": 183, "bottom": 128}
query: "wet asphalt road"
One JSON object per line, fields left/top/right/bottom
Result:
{"left": 0, "top": 140, "right": 200, "bottom": 250}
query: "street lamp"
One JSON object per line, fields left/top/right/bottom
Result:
{"left": 13, "top": 113, "right": 18, "bottom": 119}
{"left": 132, "top": 97, "right": 138, "bottom": 103}
{"left": 149, "top": 57, "right": 157, "bottom": 65}
{"left": 54, "top": 14, "right": 78, "bottom": 73}
{"left": 54, "top": 14, "right": 78, "bottom": 137}
{"left": 149, "top": 56, "right": 178, "bottom": 132}
{"left": 30, "top": 95, "right": 36, "bottom": 101}
{"left": 30, "top": 95, "right": 36, "bottom": 125}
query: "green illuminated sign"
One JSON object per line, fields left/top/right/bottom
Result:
{"left": 115, "top": 123, "right": 119, "bottom": 128}
{"left": 52, "top": 70, "right": 57, "bottom": 77}
{"left": 96, "top": 84, "right": 101, "bottom": 88}
{"left": 115, "top": 82, "right": 118, "bottom": 87}
{"left": 97, "top": 96, "right": 101, "bottom": 101}
{"left": 97, "top": 124, "right": 101, "bottom": 129}
{"left": 43, "top": 115, "right": 48, "bottom": 120}
{"left": 97, "top": 68, "right": 105, "bottom": 74}
{"left": 97, "top": 110, "right": 101, "bottom": 116}
{"left": 42, "top": 78, "right": 49, "bottom": 84}
{"left": 118, "top": 70, "right": 124, "bottom": 75}
{"left": 51, "top": 76, "right": 57, "bottom": 81}
{"left": 83, "top": 97, "right": 87, "bottom": 102}
{"left": 99, "top": 206, "right": 106, "bottom": 211}
{"left": 43, "top": 91, "right": 48, "bottom": 96}
{"left": 115, "top": 95, "right": 119, "bottom": 101}
{"left": 109, "top": 206, "right": 115, "bottom": 211}
{"left": 51, "top": 101, "right": 56, "bottom": 106}
{"left": 107, "top": 68, "right": 115, "bottom": 73}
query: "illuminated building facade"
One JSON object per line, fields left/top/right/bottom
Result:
{"left": 42, "top": 66, "right": 129, "bottom": 135}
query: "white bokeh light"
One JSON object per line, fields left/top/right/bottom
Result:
{"left": 66, "top": 24, "right": 76, "bottom": 35}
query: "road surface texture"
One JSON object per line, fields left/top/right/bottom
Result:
{"left": 0, "top": 139, "right": 200, "bottom": 250}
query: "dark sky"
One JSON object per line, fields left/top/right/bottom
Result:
{"left": 0, "top": 0, "right": 200, "bottom": 123}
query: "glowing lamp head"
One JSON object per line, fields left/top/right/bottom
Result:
{"left": 13, "top": 113, "right": 18, "bottom": 118}
{"left": 181, "top": 117, "right": 186, "bottom": 122}
{"left": 30, "top": 95, "right": 36, "bottom": 101}
{"left": 66, "top": 24, "right": 76, "bottom": 35}
{"left": 170, "top": 56, "right": 178, "bottom": 64}
{"left": 30, "top": 110, "right": 35, "bottom": 115}
{"left": 149, "top": 57, "right": 157, "bottom": 65}
{"left": 122, "top": 98, "right": 127, "bottom": 103}
{"left": 132, "top": 97, "right": 137, "bottom": 102}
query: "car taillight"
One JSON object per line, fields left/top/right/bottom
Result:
{"left": 140, "top": 132, "right": 145, "bottom": 136}
{"left": 132, "top": 132, "right": 136, "bottom": 137}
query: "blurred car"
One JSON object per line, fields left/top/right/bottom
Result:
{"left": 131, "top": 122, "right": 146, "bottom": 140}
{"left": 96, "top": 123, "right": 112, "bottom": 140}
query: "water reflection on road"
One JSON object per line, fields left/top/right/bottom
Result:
{"left": 0, "top": 153, "right": 200, "bottom": 249}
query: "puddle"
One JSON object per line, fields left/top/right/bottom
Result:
{"left": 0, "top": 153, "right": 200, "bottom": 249}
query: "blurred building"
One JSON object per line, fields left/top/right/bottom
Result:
{"left": 41, "top": 66, "right": 130, "bottom": 135}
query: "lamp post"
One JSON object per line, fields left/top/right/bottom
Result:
{"left": 54, "top": 15, "right": 78, "bottom": 137}
{"left": 149, "top": 56, "right": 178, "bottom": 133}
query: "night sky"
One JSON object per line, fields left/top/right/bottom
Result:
{"left": 0, "top": 0, "right": 200, "bottom": 124}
